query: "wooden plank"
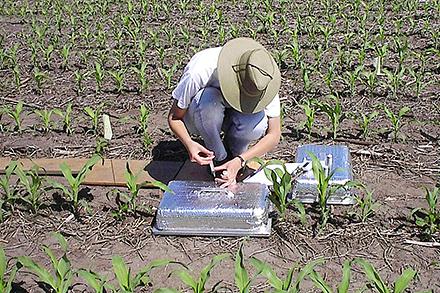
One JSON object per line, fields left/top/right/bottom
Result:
{"left": 112, "top": 160, "right": 183, "bottom": 187}
{"left": 83, "top": 159, "right": 115, "bottom": 186}
{"left": 0, "top": 157, "right": 11, "bottom": 173}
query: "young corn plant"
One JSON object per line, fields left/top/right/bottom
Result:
{"left": 308, "top": 152, "right": 346, "bottom": 231}
{"left": 109, "top": 162, "right": 171, "bottom": 219}
{"left": 49, "top": 155, "right": 100, "bottom": 212}
{"left": 0, "top": 246, "right": 21, "bottom": 293}
{"left": 5, "top": 101, "right": 24, "bottom": 132}
{"left": 132, "top": 62, "right": 149, "bottom": 93}
{"left": 17, "top": 233, "right": 74, "bottom": 293}
{"left": 34, "top": 108, "right": 55, "bottom": 132}
{"left": 33, "top": 68, "right": 47, "bottom": 94}
{"left": 109, "top": 68, "right": 126, "bottom": 93}
{"left": 347, "top": 183, "right": 379, "bottom": 223}
{"left": 161, "top": 63, "right": 178, "bottom": 90}
{"left": 318, "top": 94, "right": 344, "bottom": 139}
{"left": 250, "top": 257, "right": 325, "bottom": 292}
{"left": 53, "top": 103, "right": 73, "bottom": 135}
{"left": 408, "top": 68, "right": 430, "bottom": 99}
{"left": 15, "top": 164, "right": 47, "bottom": 214}
{"left": 352, "top": 111, "right": 379, "bottom": 139}
{"left": 94, "top": 62, "right": 105, "bottom": 92}
{"left": 383, "top": 67, "right": 406, "bottom": 100}
{"left": 300, "top": 98, "right": 318, "bottom": 140}
{"left": 112, "top": 256, "right": 180, "bottom": 293}
{"left": 308, "top": 260, "right": 352, "bottom": 293}
{"left": 0, "top": 161, "right": 18, "bottom": 222}
{"left": 382, "top": 105, "right": 411, "bottom": 142}
{"left": 234, "top": 242, "right": 260, "bottom": 293}
{"left": 354, "top": 258, "right": 417, "bottom": 293}
{"left": 84, "top": 103, "right": 104, "bottom": 135}
{"left": 172, "top": 254, "right": 229, "bottom": 293}
{"left": 342, "top": 65, "right": 363, "bottom": 96}
{"left": 411, "top": 186, "right": 440, "bottom": 239}
{"left": 74, "top": 70, "right": 88, "bottom": 95}
{"left": 263, "top": 160, "right": 306, "bottom": 223}
{"left": 77, "top": 269, "right": 111, "bottom": 293}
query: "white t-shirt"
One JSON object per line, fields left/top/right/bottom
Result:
{"left": 172, "top": 47, "right": 281, "bottom": 118}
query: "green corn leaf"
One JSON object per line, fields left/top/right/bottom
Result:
{"left": 47, "top": 179, "right": 70, "bottom": 196}
{"left": 17, "top": 256, "right": 56, "bottom": 288}
{"left": 0, "top": 247, "right": 6, "bottom": 282}
{"left": 42, "top": 246, "right": 58, "bottom": 274}
{"left": 52, "top": 232, "right": 68, "bottom": 252}
{"left": 199, "top": 254, "right": 229, "bottom": 291}
{"left": 77, "top": 269, "right": 106, "bottom": 293}
{"left": 354, "top": 258, "right": 389, "bottom": 293}
{"left": 154, "top": 289, "right": 180, "bottom": 293}
{"left": 77, "top": 155, "right": 100, "bottom": 183}
{"left": 175, "top": 269, "right": 197, "bottom": 290}
{"left": 337, "top": 260, "right": 352, "bottom": 293}
{"left": 112, "top": 256, "right": 130, "bottom": 290}
{"left": 235, "top": 243, "right": 250, "bottom": 293}
{"left": 309, "top": 270, "right": 332, "bottom": 293}
{"left": 394, "top": 268, "right": 416, "bottom": 293}
{"left": 5, "top": 263, "right": 20, "bottom": 293}
{"left": 135, "top": 259, "right": 181, "bottom": 287}
{"left": 282, "top": 268, "right": 295, "bottom": 291}
{"left": 250, "top": 258, "right": 283, "bottom": 290}
{"left": 59, "top": 163, "right": 76, "bottom": 188}
{"left": 292, "top": 259, "right": 326, "bottom": 291}
{"left": 398, "top": 106, "right": 410, "bottom": 118}
{"left": 151, "top": 180, "right": 173, "bottom": 194}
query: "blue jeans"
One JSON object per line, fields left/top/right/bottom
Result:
{"left": 183, "top": 87, "right": 268, "bottom": 161}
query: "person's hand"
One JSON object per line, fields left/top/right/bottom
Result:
{"left": 187, "top": 141, "right": 214, "bottom": 165}
{"left": 214, "top": 157, "right": 242, "bottom": 188}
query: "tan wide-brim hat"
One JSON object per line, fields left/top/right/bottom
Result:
{"left": 217, "top": 38, "right": 281, "bottom": 114}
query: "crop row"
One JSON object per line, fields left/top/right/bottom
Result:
{"left": 1, "top": 152, "right": 438, "bottom": 239}
{"left": 0, "top": 235, "right": 434, "bottom": 292}
{"left": 0, "top": 99, "right": 415, "bottom": 144}
{"left": 0, "top": 0, "right": 438, "bottom": 99}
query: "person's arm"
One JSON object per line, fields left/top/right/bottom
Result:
{"left": 168, "top": 100, "right": 214, "bottom": 165}
{"left": 214, "top": 116, "right": 281, "bottom": 187}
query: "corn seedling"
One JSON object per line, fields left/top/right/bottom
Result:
{"left": 49, "top": 155, "right": 100, "bottom": 212}
{"left": 234, "top": 242, "right": 258, "bottom": 293}
{"left": 60, "top": 44, "right": 71, "bottom": 69}
{"left": 12, "top": 65, "right": 20, "bottom": 88}
{"left": 15, "top": 164, "right": 47, "bottom": 214}
{"left": 109, "top": 163, "right": 172, "bottom": 219}
{"left": 161, "top": 63, "right": 178, "bottom": 90}
{"left": 262, "top": 160, "right": 306, "bottom": 223}
{"left": 308, "top": 152, "right": 346, "bottom": 231}
{"left": 77, "top": 269, "right": 112, "bottom": 293}
{"left": 352, "top": 111, "right": 379, "bottom": 139}
{"left": 0, "top": 246, "right": 21, "bottom": 293}
{"left": 319, "top": 94, "right": 344, "bottom": 139}
{"left": 354, "top": 258, "right": 417, "bottom": 293}
{"left": 94, "top": 137, "right": 108, "bottom": 158}
{"left": 382, "top": 105, "right": 411, "bottom": 142}
{"left": 250, "top": 257, "right": 325, "bottom": 292}
{"left": 34, "top": 108, "right": 55, "bottom": 132}
{"left": 300, "top": 62, "right": 312, "bottom": 93}
{"left": 383, "top": 67, "right": 406, "bottom": 100}
{"left": 53, "top": 103, "right": 73, "bottom": 135}
{"left": 74, "top": 70, "right": 88, "bottom": 95}
{"left": 342, "top": 65, "right": 363, "bottom": 96}
{"left": 43, "top": 44, "right": 54, "bottom": 68}
{"left": 361, "top": 71, "right": 377, "bottom": 96}
{"left": 309, "top": 260, "right": 352, "bottom": 293}
{"left": 0, "top": 161, "right": 18, "bottom": 222}
{"left": 33, "top": 68, "right": 47, "bottom": 94}
{"left": 132, "top": 62, "right": 149, "bottom": 93}
{"left": 411, "top": 187, "right": 440, "bottom": 238}
{"left": 17, "top": 233, "right": 74, "bottom": 293}
{"left": 112, "top": 256, "right": 180, "bottom": 293}
{"left": 5, "top": 101, "right": 24, "bottom": 132}
{"left": 83, "top": 103, "right": 104, "bottom": 134}
{"left": 300, "top": 98, "right": 318, "bottom": 139}
{"left": 172, "top": 254, "right": 228, "bottom": 293}
{"left": 346, "top": 182, "right": 379, "bottom": 223}
{"left": 137, "top": 103, "right": 150, "bottom": 135}
{"left": 408, "top": 68, "right": 430, "bottom": 99}
{"left": 94, "top": 62, "right": 105, "bottom": 92}
{"left": 109, "top": 68, "right": 126, "bottom": 93}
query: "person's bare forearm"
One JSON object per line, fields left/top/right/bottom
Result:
{"left": 240, "top": 132, "right": 280, "bottom": 161}
{"left": 168, "top": 117, "right": 193, "bottom": 149}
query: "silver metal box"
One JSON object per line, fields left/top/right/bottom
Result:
{"left": 292, "top": 144, "right": 355, "bottom": 205}
{"left": 153, "top": 180, "right": 272, "bottom": 237}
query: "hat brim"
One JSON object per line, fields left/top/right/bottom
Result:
{"left": 217, "top": 38, "right": 281, "bottom": 114}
